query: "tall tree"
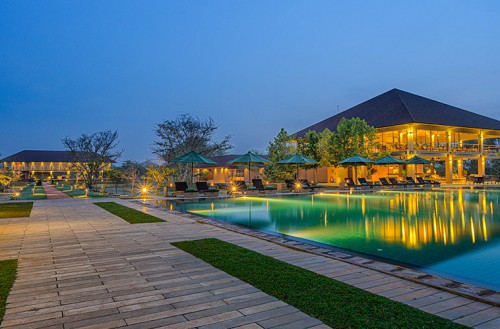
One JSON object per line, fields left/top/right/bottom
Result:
{"left": 103, "top": 168, "right": 126, "bottom": 194}
{"left": 152, "top": 114, "right": 232, "bottom": 162}
{"left": 62, "top": 130, "right": 122, "bottom": 189}
{"left": 152, "top": 114, "right": 232, "bottom": 181}
{"left": 330, "top": 117, "right": 377, "bottom": 162}
{"left": 317, "top": 128, "right": 335, "bottom": 167}
{"left": 145, "top": 165, "right": 176, "bottom": 195}
{"left": 121, "top": 160, "right": 146, "bottom": 194}
{"left": 263, "top": 128, "right": 297, "bottom": 182}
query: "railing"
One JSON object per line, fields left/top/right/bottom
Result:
{"left": 372, "top": 143, "right": 498, "bottom": 155}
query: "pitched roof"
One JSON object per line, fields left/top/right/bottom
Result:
{"left": 294, "top": 88, "right": 500, "bottom": 137}
{"left": 0, "top": 150, "right": 114, "bottom": 163}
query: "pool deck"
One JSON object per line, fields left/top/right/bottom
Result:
{"left": 1, "top": 198, "right": 500, "bottom": 328}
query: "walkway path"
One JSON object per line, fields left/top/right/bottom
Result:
{"left": 41, "top": 183, "right": 71, "bottom": 199}
{"left": 0, "top": 198, "right": 499, "bottom": 328}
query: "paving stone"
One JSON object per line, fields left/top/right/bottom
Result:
{"left": 1, "top": 198, "right": 498, "bottom": 329}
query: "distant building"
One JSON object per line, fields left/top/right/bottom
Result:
{"left": 0, "top": 150, "right": 113, "bottom": 180}
{"left": 195, "top": 154, "right": 269, "bottom": 183}
{"left": 294, "top": 88, "right": 500, "bottom": 183}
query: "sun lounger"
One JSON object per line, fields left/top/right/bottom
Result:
{"left": 379, "top": 177, "right": 397, "bottom": 188}
{"left": 357, "top": 178, "right": 374, "bottom": 189}
{"left": 299, "top": 179, "right": 325, "bottom": 192}
{"left": 389, "top": 177, "right": 407, "bottom": 188}
{"left": 285, "top": 179, "right": 303, "bottom": 192}
{"left": 252, "top": 179, "right": 277, "bottom": 194}
{"left": 416, "top": 177, "right": 440, "bottom": 187}
{"left": 174, "top": 182, "right": 199, "bottom": 197}
{"left": 344, "top": 178, "right": 363, "bottom": 189}
{"left": 227, "top": 181, "right": 258, "bottom": 195}
{"left": 195, "top": 182, "right": 220, "bottom": 197}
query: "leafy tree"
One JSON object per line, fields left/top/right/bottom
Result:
{"left": 152, "top": 114, "right": 232, "bottom": 161}
{"left": 299, "top": 130, "right": 320, "bottom": 160}
{"left": 62, "top": 130, "right": 123, "bottom": 189}
{"left": 152, "top": 114, "right": 232, "bottom": 181}
{"left": 298, "top": 130, "right": 321, "bottom": 181}
{"left": 263, "top": 128, "right": 297, "bottom": 182}
{"left": 145, "top": 165, "right": 176, "bottom": 195}
{"left": 330, "top": 117, "right": 377, "bottom": 162}
{"left": 121, "top": 160, "right": 146, "bottom": 193}
{"left": 103, "top": 168, "right": 126, "bottom": 194}
{"left": 0, "top": 167, "right": 20, "bottom": 191}
{"left": 317, "top": 129, "right": 335, "bottom": 167}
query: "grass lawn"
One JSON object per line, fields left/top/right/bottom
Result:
{"left": 56, "top": 185, "right": 108, "bottom": 198}
{"left": 94, "top": 202, "right": 164, "bottom": 224}
{"left": 0, "top": 202, "right": 33, "bottom": 219}
{"left": 0, "top": 259, "right": 17, "bottom": 323}
{"left": 14, "top": 184, "right": 46, "bottom": 200}
{"left": 173, "top": 238, "right": 467, "bottom": 329}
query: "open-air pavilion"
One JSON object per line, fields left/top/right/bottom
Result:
{"left": 294, "top": 88, "right": 500, "bottom": 184}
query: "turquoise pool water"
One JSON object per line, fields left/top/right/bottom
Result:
{"left": 167, "top": 189, "right": 500, "bottom": 291}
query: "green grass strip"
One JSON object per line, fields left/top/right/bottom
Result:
{"left": 14, "top": 184, "right": 46, "bottom": 200}
{"left": 172, "top": 238, "right": 466, "bottom": 329}
{"left": 0, "top": 202, "right": 33, "bottom": 219}
{"left": 0, "top": 259, "right": 17, "bottom": 323}
{"left": 94, "top": 202, "right": 164, "bottom": 224}
{"left": 56, "top": 185, "right": 107, "bottom": 198}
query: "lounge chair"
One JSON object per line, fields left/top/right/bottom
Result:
{"left": 252, "top": 179, "right": 277, "bottom": 194}
{"left": 389, "top": 177, "right": 407, "bottom": 188}
{"left": 299, "top": 179, "right": 325, "bottom": 192}
{"left": 174, "top": 182, "right": 199, "bottom": 197}
{"left": 379, "top": 177, "right": 396, "bottom": 188}
{"left": 195, "top": 182, "right": 220, "bottom": 197}
{"left": 227, "top": 181, "right": 250, "bottom": 195}
{"left": 285, "top": 179, "right": 303, "bottom": 192}
{"left": 416, "top": 177, "right": 440, "bottom": 187}
{"left": 357, "top": 177, "right": 374, "bottom": 189}
{"left": 344, "top": 178, "right": 362, "bottom": 189}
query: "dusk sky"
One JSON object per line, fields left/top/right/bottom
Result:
{"left": 1, "top": 0, "right": 500, "bottom": 162}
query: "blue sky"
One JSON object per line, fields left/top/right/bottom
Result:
{"left": 1, "top": 0, "right": 499, "bottom": 162}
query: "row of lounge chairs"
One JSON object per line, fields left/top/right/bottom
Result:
{"left": 227, "top": 180, "right": 277, "bottom": 196}
{"left": 285, "top": 179, "right": 324, "bottom": 193}
{"left": 174, "top": 181, "right": 220, "bottom": 197}
{"left": 173, "top": 178, "right": 326, "bottom": 198}
{"left": 344, "top": 177, "right": 440, "bottom": 190}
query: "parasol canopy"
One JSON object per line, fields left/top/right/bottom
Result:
{"left": 375, "top": 155, "right": 406, "bottom": 164}
{"left": 277, "top": 153, "right": 318, "bottom": 179}
{"left": 169, "top": 151, "right": 217, "bottom": 184}
{"left": 406, "top": 156, "right": 431, "bottom": 165}
{"left": 337, "top": 154, "right": 374, "bottom": 180}
{"left": 227, "top": 152, "right": 270, "bottom": 185}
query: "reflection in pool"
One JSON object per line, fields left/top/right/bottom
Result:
{"left": 161, "top": 189, "right": 500, "bottom": 291}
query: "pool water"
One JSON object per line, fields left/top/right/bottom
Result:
{"left": 167, "top": 189, "right": 500, "bottom": 291}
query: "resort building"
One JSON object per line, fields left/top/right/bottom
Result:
{"left": 0, "top": 150, "right": 113, "bottom": 180}
{"left": 294, "top": 89, "right": 500, "bottom": 184}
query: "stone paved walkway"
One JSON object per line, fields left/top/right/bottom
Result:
{"left": 0, "top": 198, "right": 499, "bottom": 328}
{"left": 42, "top": 183, "right": 71, "bottom": 199}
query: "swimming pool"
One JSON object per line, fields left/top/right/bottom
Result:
{"left": 167, "top": 189, "right": 500, "bottom": 291}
